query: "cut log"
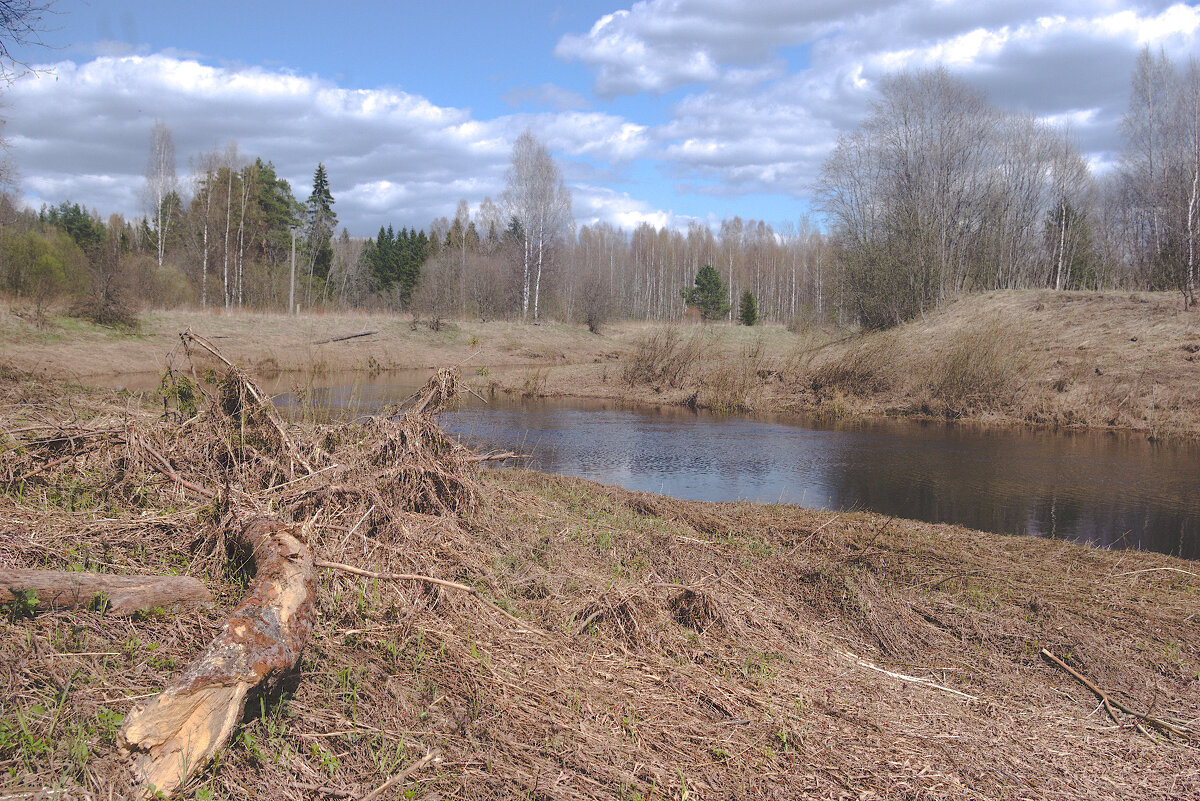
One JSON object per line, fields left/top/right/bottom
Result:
{"left": 120, "top": 517, "right": 316, "bottom": 798}
{"left": 0, "top": 568, "right": 211, "bottom": 616}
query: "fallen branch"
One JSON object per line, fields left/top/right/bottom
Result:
{"left": 467, "top": 451, "right": 532, "bottom": 463}
{"left": 313, "top": 330, "right": 378, "bottom": 345}
{"left": 1040, "top": 648, "right": 1191, "bottom": 738}
{"left": 0, "top": 569, "right": 211, "bottom": 617}
{"left": 361, "top": 752, "right": 437, "bottom": 801}
{"left": 137, "top": 436, "right": 216, "bottom": 499}
{"left": 410, "top": 368, "right": 460, "bottom": 415}
{"left": 121, "top": 518, "right": 316, "bottom": 798}
{"left": 180, "top": 330, "right": 315, "bottom": 476}
{"left": 314, "top": 558, "right": 544, "bottom": 637}
{"left": 839, "top": 650, "right": 978, "bottom": 701}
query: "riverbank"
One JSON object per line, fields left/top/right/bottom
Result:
{"left": 2, "top": 289, "right": 1198, "bottom": 438}
{"left": 2, "top": 370, "right": 1199, "bottom": 799}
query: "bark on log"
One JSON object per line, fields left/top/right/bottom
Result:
{"left": 0, "top": 569, "right": 211, "bottom": 616}
{"left": 120, "top": 517, "right": 316, "bottom": 798}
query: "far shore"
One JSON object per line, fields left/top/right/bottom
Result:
{"left": 3, "top": 288, "right": 1198, "bottom": 439}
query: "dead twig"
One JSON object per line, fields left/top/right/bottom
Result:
{"left": 839, "top": 650, "right": 978, "bottom": 701}
{"left": 467, "top": 451, "right": 532, "bottom": 463}
{"left": 1040, "top": 648, "right": 1191, "bottom": 739}
{"left": 360, "top": 751, "right": 437, "bottom": 801}
{"left": 313, "top": 330, "right": 378, "bottom": 345}
{"left": 314, "top": 558, "right": 545, "bottom": 637}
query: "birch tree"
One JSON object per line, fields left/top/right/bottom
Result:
{"left": 143, "top": 120, "right": 178, "bottom": 269}
{"left": 502, "top": 131, "right": 573, "bottom": 320}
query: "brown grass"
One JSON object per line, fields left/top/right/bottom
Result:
{"left": 2, "top": 361, "right": 1200, "bottom": 799}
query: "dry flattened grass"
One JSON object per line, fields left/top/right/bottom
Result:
{"left": 801, "top": 290, "right": 1200, "bottom": 435}
{"left": 2, "top": 363, "right": 1200, "bottom": 799}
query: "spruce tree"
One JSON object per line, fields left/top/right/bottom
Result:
{"left": 738, "top": 290, "right": 758, "bottom": 325}
{"left": 682, "top": 263, "right": 730, "bottom": 321}
{"left": 304, "top": 163, "right": 337, "bottom": 281}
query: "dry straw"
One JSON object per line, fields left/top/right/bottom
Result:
{"left": 2, "top": 336, "right": 1200, "bottom": 799}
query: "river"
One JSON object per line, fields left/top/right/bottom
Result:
{"left": 271, "top": 373, "right": 1200, "bottom": 559}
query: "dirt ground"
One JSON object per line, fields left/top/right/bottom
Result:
{"left": 2, "top": 366, "right": 1200, "bottom": 799}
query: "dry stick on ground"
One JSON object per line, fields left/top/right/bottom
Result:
{"left": 121, "top": 518, "right": 316, "bottom": 798}
{"left": 0, "top": 568, "right": 211, "bottom": 616}
{"left": 314, "top": 558, "right": 546, "bottom": 637}
{"left": 839, "top": 650, "right": 979, "bottom": 701}
{"left": 135, "top": 435, "right": 217, "bottom": 499}
{"left": 467, "top": 451, "right": 532, "bottom": 463}
{"left": 312, "top": 330, "right": 378, "bottom": 345}
{"left": 360, "top": 752, "right": 438, "bottom": 801}
{"left": 1040, "top": 648, "right": 1192, "bottom": 739}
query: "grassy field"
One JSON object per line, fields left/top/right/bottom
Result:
{"left": 2, "top": 367, "right": 1199, "bottom": 799}
{"left": 3, "top": 289, "right": 1197, "bottom": 438}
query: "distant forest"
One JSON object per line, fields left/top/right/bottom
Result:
{"left": 1, "top": 49, "right": 1196, "bottom": 330}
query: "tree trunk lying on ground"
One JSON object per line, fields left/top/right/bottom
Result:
{"left": 0, "top": 568, "right": 211, "bottom": 616}
{"left": 120, "top": 517, "right": 316, "bottom": 798}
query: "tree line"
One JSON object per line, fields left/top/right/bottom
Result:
{"left": 1, "top": 48, "right": 1197, "bottom": 330}
{"left": 817, "top": 50, "right": 1200, "bottom": 327}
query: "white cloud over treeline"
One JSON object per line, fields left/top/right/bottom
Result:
{"left": 4, "top": 2, "right": 1198, "bottom": 233}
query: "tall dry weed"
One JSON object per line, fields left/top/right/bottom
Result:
{"left": 808, "top": 334, "right": 897, "bottom": 397}
{"left": 701, "top": 337, "right": 768, "bottom": 414}
{"left": 621, "top": 327, "right": 706, "bottom": 388}
{"left": 922, "top": 321, "right": 1025, "bottom": 415}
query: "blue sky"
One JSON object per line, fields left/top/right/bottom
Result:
{"left": 3, "top": 1, "right": 1199, "bottom": 235}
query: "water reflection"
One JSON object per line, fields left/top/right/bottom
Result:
{"left": 276, "top": 377, "right": 1199, "bottom": 559}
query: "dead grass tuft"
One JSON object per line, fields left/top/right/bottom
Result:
{"left": 620, "top": 327, "right": 706, "bottom": 388}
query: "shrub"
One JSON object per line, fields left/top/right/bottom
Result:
{"left": 621, "top": 328, "right": 706, "bottom": 387}
{"left": 580, "top": 275, "right": 610, "bottom": 334}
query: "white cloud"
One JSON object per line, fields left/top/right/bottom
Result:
{"left": 573, "top": 184, "right": 683, "bottom": 230}
{"left": 7, "top": 3, "right": 1200, "bottom": 237}
{"left": 557, "top": 0, "right": 1200, "bottom": 204}
{"left": 2, "top": 54, "right": 657, "bottom": 233}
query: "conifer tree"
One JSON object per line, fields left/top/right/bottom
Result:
{"left": 304, "top": 163, "right": 337, "bottom": 291}
{"left": 738, "top": 290, "right": 758, "bottom": 325}
{"left": 682, "top": 263, "right": 730, "bottom": 321}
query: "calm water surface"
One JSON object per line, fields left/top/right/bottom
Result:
{"left": 277, "top": 374, "right": 1200, "bottom": 559}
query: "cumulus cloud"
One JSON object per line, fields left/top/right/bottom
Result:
{"left": 573, "top": 184, "right": 685, "bottom": 230}
{"left": 557, "top": 0, "right": 1200, "bottom": 202}
{"left": 2, "top": 54, "right": 653, "bottom": 233}
{"left": 6, "top": 3, "right": 1200, "bottom": 236}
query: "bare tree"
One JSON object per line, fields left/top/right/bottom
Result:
{"left": 189, "top": 151, "right": 220, "bottom": 308}
{"left": 502, "top": 131, "right": 573, "bottom": 320}
{"left": 143, "top": 120, "right": 177, "bottom": 269}
{"left": 1182, "top": 59, "right": 1200, "bottom": 306}
{"left": 0, "top": 0, "right": 55, "bottom": 81}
